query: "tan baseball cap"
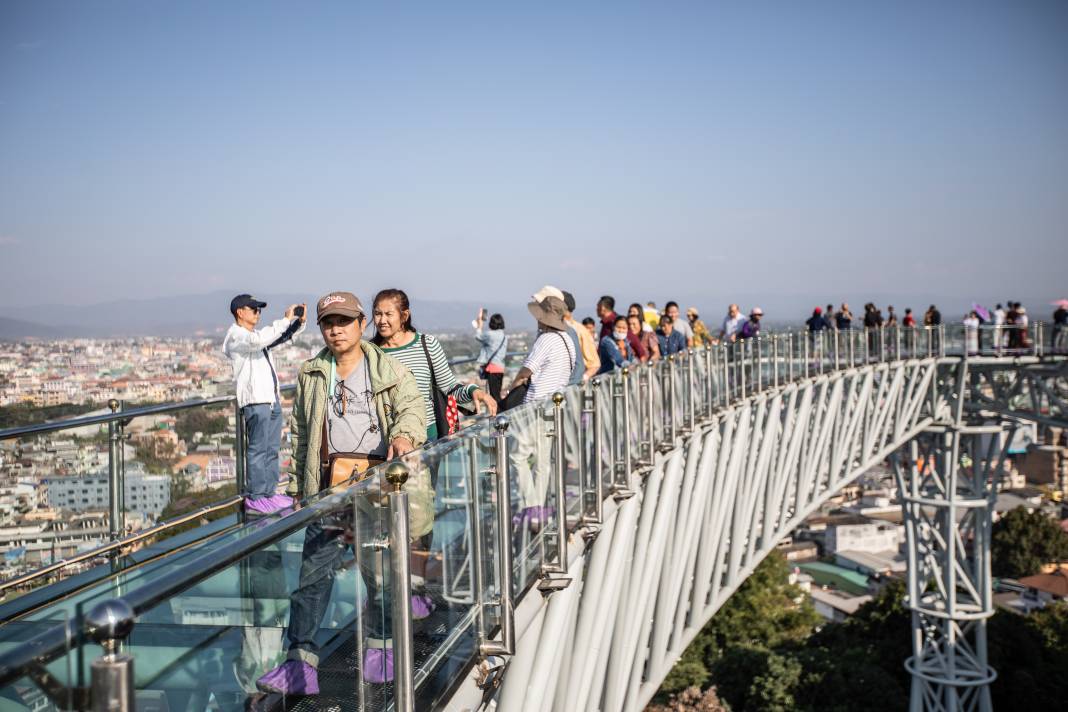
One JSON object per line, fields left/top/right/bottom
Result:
{"left": 316, "top": 291, "right": 365, "bottom": 323}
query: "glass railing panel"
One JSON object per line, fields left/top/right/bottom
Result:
{"left": 469, "top": 423, "right": 503, "bottom": 630}
{"left": 591, "top": 376, "right": 615, "bottom": 501}
{"left": 561, "top": 385, "right": 586, "bottom": 528}
{"left": 410, "top": 434, "right": 484, "bottom": 708}
{"left": 0, "top": 611, "right": 73, "bottom": 711}
{"left": 503, "top": 400, "right": 551, "bottom": 594}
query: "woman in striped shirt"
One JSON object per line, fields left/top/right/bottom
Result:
{"left": 370, "top": 289, "right": 498, "bottom": 619}
{"left": 371, "top": 289, "right": 498, "bottom": 441}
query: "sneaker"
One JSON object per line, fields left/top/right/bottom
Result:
{"left": 411, "top": 593, "right": 436, "bottom": 620}
{"left": 512, "top": 505, "right": 555, "bottom": 531}
{"left": 245, "top": 494, "right": 295, "bottom": 516}
{"left": 256, "top": 660, "right": 319, "bottom": 696}
{"left": 363, "top": 648, "right": 393, "bottom": 684}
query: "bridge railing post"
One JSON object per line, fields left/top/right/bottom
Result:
{"left": 737, "top": 342, "right": 746, "bottom": 400}
{"left": 668, "top": 356, "right": 678, "bottom": 442}
{"left": 686, "top": 350, "right": 696, "bottom": 430}
{"left": 704, "top": 346, "right": 714, "bottom": 419}
{"left": 771, "top": 336, "right": 779, "bottom": 388}
{"left": 384, "top": 462, "right": 415, "bottom": 712}
{"left": 106, "top": 399, "right": 124, "bottom": 541}
{"left": 645, "top": 365, "right": 657, "bottom": 457}
{"left": 480, "top": 417, "right": 516, "bottom": 656}
{"left": 581, "top": 383, "right": 602, "bottom": 526}
{"left": 787, "top": 333, "right": 794, "bottom": 383}
{"left": 542, "top": 393, "right": 569, "bottom": 575}
{"left": 618, "top": 370, "right": 634, "bottom": 496}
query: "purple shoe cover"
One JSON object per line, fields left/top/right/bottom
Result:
{"left": 245, "top": 494, "right": 294, "bottom": 516}
{"left": 256, "top": 660, "right": 319, "bottom": 696}
{"left": 363, "top": 648, "right": 394, "bottom": 684}
{"left": 411, "top": 593, "right": 436, "bottom": 620}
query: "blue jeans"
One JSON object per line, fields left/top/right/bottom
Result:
{"left": 243, "top": 402, "right": 283, "bottom": 499}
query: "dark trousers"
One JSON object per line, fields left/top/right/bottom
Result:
{"left": 484, "top": 372, "right": 504, "bottom": 408}
{"left": 286, "top": 510, "right": 391, "bottom": 667}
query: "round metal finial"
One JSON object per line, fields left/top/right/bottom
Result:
{"left": 385, "top": 461, "right": 409, "bottom": 491}
{"left": 668, "top": 354, "right": 675, "bottom": 362}
{"left": 85, "top": 599, "right": 135, "bottom": 646}
{"left": 688, "top": 348, "right": 695, "bottom": 356}
{"left": 621, "top": 366, "right": 629, "bottom": 377}
{"left": 494, "top": 415, "right": 510, "bottom": 433}
{"left": 552, "top": 392, "right": 564, "bottom": 406}
{"left": 108, "top": 398, "right": 120, "bottom": 413}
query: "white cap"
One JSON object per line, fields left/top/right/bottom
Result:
{"left": 532, "top": 285, "right": 564, "bottom": 303}
{"left": 751, "top": 307, "right": 764, "bottom": 316}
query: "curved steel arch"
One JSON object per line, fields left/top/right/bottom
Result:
{"left": 487, "top": 358, "right": 950, "bottom": 711}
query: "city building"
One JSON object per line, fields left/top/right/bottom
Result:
{"left": 43, "top": 469, "right": 170, "bottom": 515}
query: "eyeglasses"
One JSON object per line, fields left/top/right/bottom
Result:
{"left": 331, "top": 380, "right": 378, "bottom": 432}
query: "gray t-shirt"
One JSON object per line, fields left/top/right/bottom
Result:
{"left": 327, "top": 358, "right": 387, "bottom": 457}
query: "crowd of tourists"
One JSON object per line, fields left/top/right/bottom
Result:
{"left": 223, "top": 287, "right": 1065, "bottom": 696}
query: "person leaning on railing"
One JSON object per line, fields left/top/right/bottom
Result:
{"left": 256, "top": 291, "right": 429, "bottom": 695}
{"left": 223, "top": 293, "right": 307, "bottom": 516}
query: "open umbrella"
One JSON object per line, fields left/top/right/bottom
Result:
{"left": 971, "top": 303, "right": 991, "bottom": 321}
{"left": 1050, "top": 299, "right": 1068, "bottom": 309}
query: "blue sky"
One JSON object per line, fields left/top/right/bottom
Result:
{"left": 1, "top": 1, "right": 1065, "bottom": 318}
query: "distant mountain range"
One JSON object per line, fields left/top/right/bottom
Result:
{"left": 2, "top": 288, "right": 1060, "bottom": 340}
{"left": 0, "top": 291, "right": 532, "bottom": 340}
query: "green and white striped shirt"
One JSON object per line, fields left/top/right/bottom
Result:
{"left": 380, "top": 332, "right": 477, "bottom": 439}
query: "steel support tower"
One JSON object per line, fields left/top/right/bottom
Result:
{"left": 893, "top": 409, "right": 1010, "bottom": 711}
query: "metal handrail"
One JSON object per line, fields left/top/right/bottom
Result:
{"left": 0, "top": 495, "right": 242, "bottom": 595}
{"left": 0, "top": 352, "right": 528, "bottom": 442}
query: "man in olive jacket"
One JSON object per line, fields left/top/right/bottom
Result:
{"left": 258, "top": 291, "right": 428, "bottom": 696}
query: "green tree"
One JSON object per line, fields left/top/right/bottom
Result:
{"left": 134, "top": 439, "right": 178, "bottom": 473}
{"left": 712, "top": 647, "right": 801, "bottom": 712}
{"left": 175, "top": 406, "right": 229, "bottom": 444}
{"left": 657, "top": 552, "right": 820, "bottom": 697}
{"left": 991, "top": 507, "right": 1068, "bottom": 578}
{"left": 157, "top": 482, "right": 238, "bottom": 540}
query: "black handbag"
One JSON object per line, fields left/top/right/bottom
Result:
{"left": 421, "top": 335, "right": 455, "bottom": 438}
{"left": 500, "top": 382, "right": 528, "bottom": 411}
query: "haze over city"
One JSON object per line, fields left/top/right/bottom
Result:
{"left": 1, "top": 0, "right": 1065, "bottom": 324}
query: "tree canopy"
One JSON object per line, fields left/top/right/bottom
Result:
{"left": 991, "top": 507, "right": 1068, "bottom": 579}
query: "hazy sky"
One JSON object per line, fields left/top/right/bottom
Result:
{"left": 2, "top": 1, "right": 1065, "bottom": 313}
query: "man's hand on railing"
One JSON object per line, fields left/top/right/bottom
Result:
{"left": 388, "top": 436, "right": 415, "bottom": 459}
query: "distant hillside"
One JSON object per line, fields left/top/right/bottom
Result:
{"left": 0, "top": 316, "right": 80, "bottom": 341}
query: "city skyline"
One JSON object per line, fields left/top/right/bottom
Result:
{"left": 1, "top": 1, "right": 1065, "bottom": 309}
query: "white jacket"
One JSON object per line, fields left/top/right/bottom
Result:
{"left": 223, "top": 318, "right": 306, "bottom": 407}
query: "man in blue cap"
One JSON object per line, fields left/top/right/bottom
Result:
{"left": 223, "top": 294, "right": 307, "bottom": 514}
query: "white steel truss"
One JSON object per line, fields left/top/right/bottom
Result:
{"left": 493, "top": 358, "right": 947, "bottom": 712}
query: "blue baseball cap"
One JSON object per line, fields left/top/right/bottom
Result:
{"left": 230, "top": 294, "right": 267, "bottom": 315}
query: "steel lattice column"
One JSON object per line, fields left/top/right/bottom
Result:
{"left": 893, "top": 423, "right": 1010, "bottom": 712}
